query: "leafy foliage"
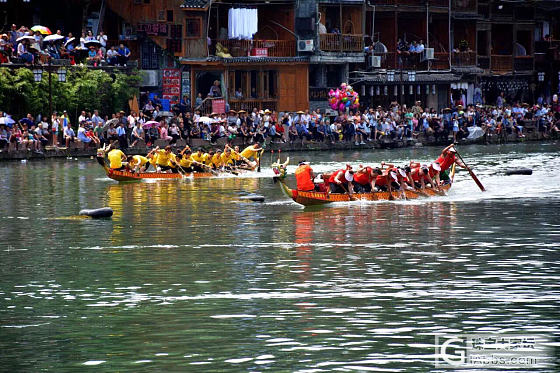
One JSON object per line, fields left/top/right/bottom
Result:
{"left": 0, "top": 67, "right": 140, "bottom": 125}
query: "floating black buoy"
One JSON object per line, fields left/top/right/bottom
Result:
{"left": 504, "top": 168, "right": 533, "bottom": 176}
{"left": 239, "top": 195, "right": 265, "bottom": 203}
{"left": 79, "top": 207, "right": 114, "bottom": 219}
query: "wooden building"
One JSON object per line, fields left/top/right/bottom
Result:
{"left": 105, "top": 0, "right": 309, "bottom": 112}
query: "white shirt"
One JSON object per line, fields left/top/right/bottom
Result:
{"left": 97, "top": 34, "right": 107, "bottom": 47}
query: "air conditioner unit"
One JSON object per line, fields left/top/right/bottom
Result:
{"left": 297, "top": 39, "right": 314, "bottom": 52}
{"left": 422, "top": 48, "right": 435, "bottom": 61}
{"left": 369, "top": 55, "right": 381, "bottom": 68}
{"left": 140, "top": 70, "right": 158, "bottom": 87}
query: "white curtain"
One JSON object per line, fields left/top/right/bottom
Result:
{"left": 228, "top": 8, "right": 258, "bottom": 40}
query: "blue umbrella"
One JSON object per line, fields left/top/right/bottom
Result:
{"left": 0, "top": 117, "right": 15, "bottom": 127}
{"left": 19, "top": 118, "right": 33, "bottom": 126}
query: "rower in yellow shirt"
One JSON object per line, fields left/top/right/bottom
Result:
{"left": 211, "top": 150, "right": 223, "bottom": 169}
{"left": 239, "top": 143, "right": 262, "bottom": 160}
{"left": 238, "top": 143, "right": 262, "bottom": 169}
{"left": 127, "top": 155, "right": 150, "bottom": 172}
{"left": 220, "top": 148, "right": 234, "bottom": 169}
{"left": 202, "top": 150, "right": 213, "bottom": 166}
{"left": 107, "top": 148, "right": 127, "bottom": 170}
{"left": 155, "top": 145, "right": 175, "bottom": 172}
{"left": 231, "top": 145, "right": 242, "bottom": 166}
{"left": 190, "top": 149, "right": 207, "bottom": 172}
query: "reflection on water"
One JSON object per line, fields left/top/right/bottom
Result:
{"left": 0, "top": 143, "right": 559, "bottom": 371}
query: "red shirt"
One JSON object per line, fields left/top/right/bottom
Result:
{"left": 436, "top": 151, "right": 456, "bottom": 172}
{"left": 328, "top": 169, "right": 345, "bottom": 184}
{"left": 353, "top": 167, "right": 374, "bottom": 185}
{"left": 295, "top": 164, "right": 315, "bottom": 191}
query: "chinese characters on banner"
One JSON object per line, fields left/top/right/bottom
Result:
{"left": 212, "top": 99, "right": 226, "bottom": 114}
{"left": 136, "top": 23, "right": 168, "bottom": 36}
{"left": 162, "top": 69, "right": 181, "bottom": 106}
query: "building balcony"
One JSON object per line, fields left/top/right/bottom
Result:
{"left": 319, "top": 33, "right": 364, "bottom": 53}
{"left": 371, "top": 51, "right": 449, "bottom": 70}
{"left": 488, "top": 55, "right": 535, "bottom": 73}
{"left": 513, "top": 56, "right": 534, "bottom": 71}
{"left": 214, "top": 39, "right": 296, "bottom": 58}
{"left": 490, "top": 55, "right": 513, "bottom": 72}
{"left": 452, "top": 51, "right": 477, "bottom": 66}
{"left": 228, "top": 99, "right": 278, "bottom": 113}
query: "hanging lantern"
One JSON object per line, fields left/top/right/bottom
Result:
{"left": 376, "top": 86, "right": 380, "bottom": 95}
{"left": 432, "top": 84, "right": 436, "bottom": 95}
{"left": 401, "top": 85, "right": 405, "bottom": 95}
{"left": 370, "top": 86, "right": 374, "bottom": 96}
{"left": 384, "top": 86, "right": 388, "bottom": 95}
{"left": 394, "top": 85, "right": 398, "bottom": 96}
{"left": 426, "top": 85, "right": 430, "bottom": 95}
{"left": 417, "top": 85, "right": 421, "bottom": 95}
{"left": 361, "top": 85, "right": 366, "bottom": 96}
{"left": 409, "top": 85, "right": 413, "bottom": 95}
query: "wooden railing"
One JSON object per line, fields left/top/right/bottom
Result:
{"left": 452, "top": 51, "right": 477, "bottom": 66}
{"left": 228, "top": 99, "right": 277, "bottom": 113}
{"left": 214, "top": 39, "right": 296, "bottom": 57}
{"left": 319, "top": 33, "right": 364, "bottom": 52}
{"left": 477, "top": 55, "right": 490, "bottom": 69}
{"left": 513, "top": 56, "right": 534, "bottom": 71}
{"left": 432, "top": 52, "right": 450, "bottom": 69}
{"left": 195, "top": 97, "right": 214, "bottom": 114}
{"left": 491, "top": 55, "right": 513, "bottom": 72}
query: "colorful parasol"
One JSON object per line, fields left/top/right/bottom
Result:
{"left": 31, "top": 25, "right": 52, "bottom": 35}
{"left": 142, "top": 121, "right": 160, "bottom": 129}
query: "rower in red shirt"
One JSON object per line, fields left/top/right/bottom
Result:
{"left": 353, "top": 165, "right": 382, "bottom": 193}
{"left": 328, "top": 165, "right": 354, "bottom": 195}
{"left": 295, "top": 160, "right": 316, "bottom": 192}
{"left": 435, "top": 144, "right": 467, "bottom": 182}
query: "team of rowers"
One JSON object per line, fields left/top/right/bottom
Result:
{"left": 103, "top": 142, "right": 264, "bottom": 174}
{"left": 294, "top": 144, "right": 466, "bottom": 199}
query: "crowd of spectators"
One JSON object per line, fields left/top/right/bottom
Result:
{"left": 0, "top": 24, "right": 131, "bottom": 67}
{"left": 1, "top": 98, "right": 559, "bottom": 153}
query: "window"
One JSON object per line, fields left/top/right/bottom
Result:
{"left": 167, "top": 10, "right": 174, "bottom": 22}
{"left": 185, "top": 17, "right": 202, "bottom": 39}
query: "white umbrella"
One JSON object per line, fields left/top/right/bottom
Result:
{"left": 16, "top": 35, "right": 35, "bottom": 42}
{"left": 44, "top": 34, "right": 65, "bottom": 42}
{"left": 196, "top": 116, "right": 212, "bottom": 124}
{"left": 0, "top": 117, "right": 16, "bottom": 125}
{"left": 64, "top": 37, "right": 75, "bottom": 47}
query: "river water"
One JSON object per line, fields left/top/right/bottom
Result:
{"left": 1, "top": 143, "right": 559, "bottom": 371}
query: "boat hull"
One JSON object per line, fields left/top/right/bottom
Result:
{"left": 279, "top": 180, "right": 451, "bottom": 206}
{"left": 96, "top": 155, "right": 247, "bottom": 182}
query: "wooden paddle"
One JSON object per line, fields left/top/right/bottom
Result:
{"left": 454, "top": 148, "right": 486, "bottom": 192}
{"left": 191, "top": 160, "right": 219, "bottom": 175}
{"left": 340, "top": 183, "right": 357, "bottom": 201}
{"left": 257, "top": 148, "right": 264, "bottom": 172}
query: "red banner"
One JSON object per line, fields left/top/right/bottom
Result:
{"left": 162, "top": 68, "right": 180, "bottom": 105}
{"left": 212, "top": 99, "right": 226, "bottom": 114}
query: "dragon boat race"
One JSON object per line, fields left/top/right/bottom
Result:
{"left": 2, "top": 143, "right": 560, "bottom": 371}
{"left": 2, "top": 0, "right": 560, "bottom": 371}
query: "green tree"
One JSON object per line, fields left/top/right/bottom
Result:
{"left": 0, "top": 67, "right": 140, "bottom": 125}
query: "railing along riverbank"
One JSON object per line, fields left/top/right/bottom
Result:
{"left": 0, "top": 128, "right": 554, "bottom": 161}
